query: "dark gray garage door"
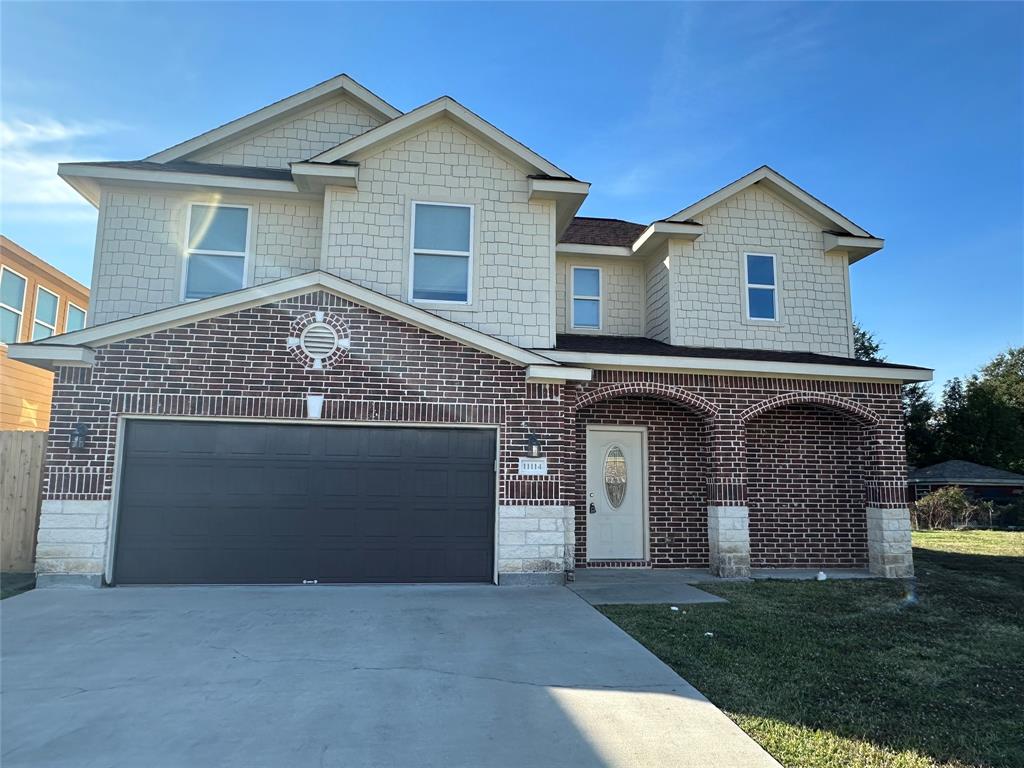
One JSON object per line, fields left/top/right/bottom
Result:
{"left": 113, "top": 420, "right": 496, "bottom": 585}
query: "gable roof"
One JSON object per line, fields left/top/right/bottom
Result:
{"left": 6, "top": 271, "right": 557, "bottom": 371}
{"left": 666, "top": 165, "right": 874, "bottom": 239}
{"left": 908, "top": 460, "right": 1024, "bottom": 486}
{"left": 307, "top": 96, "right": 573, "bottom": 179}
{"left": 145, "top": 74, "right": 402, "bottom": 164}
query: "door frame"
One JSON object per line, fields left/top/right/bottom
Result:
{"left": 584, "top": 424, "right": 649, "bottom": 562}
{"left": 105, "top": 415, "right": 501, "bottom": 585}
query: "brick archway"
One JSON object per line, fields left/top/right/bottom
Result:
{"left": 574, "top": 383, "right": 719, "bottom": 420}
{"left": 738, "top": 392, "right": 880, "bottom": 427}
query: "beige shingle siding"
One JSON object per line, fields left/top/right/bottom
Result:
{"left": 554, "top": 256, "right": 644, "bottom": 336}
{"left": 189, "top": 95, "right": 385, "bottom": 169}
{"left": 322, "top": 118, "right": 555, "bottom": 348}
{"left": 90, "top": 189, "right": 323, "bottom": 324}
{"left": 645, "top": 250, "right": 671, "bottom": 343}
{"left": 669, "top": 186, "right": 852, "bottom": 356}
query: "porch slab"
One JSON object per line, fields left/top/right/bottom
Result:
{"left": 568, "top": 569, "right": 728, "bottom": 605}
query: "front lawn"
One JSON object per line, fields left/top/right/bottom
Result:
{"left": 601, "top": 531, "right": 1023, "bottom": 768}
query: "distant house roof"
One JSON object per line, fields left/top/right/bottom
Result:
{"left": 552, "top": 334, "right": 929, "bottom": 371}
{"left": 908, "top": 460, "right": 1024, "bottom": 486}
{"left": 560, "top": 217, "right": 649, "bottom": 247}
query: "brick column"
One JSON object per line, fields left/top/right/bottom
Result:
{"left": 706, "top": 419, "right": 750, "bottom": 577}
{"left": 865, "top": 420, "right": 914, "bottom": 578}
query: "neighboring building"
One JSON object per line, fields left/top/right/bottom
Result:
{"left": 0, "top": 237, "right": 89, "bottom": 431}
{"left": 909, "top": 460, "right": 1024, "bottom": 503}
{"left": 10, "top": 74, "right": 931, "bottom": 588}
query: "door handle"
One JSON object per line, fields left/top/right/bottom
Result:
{"left": 589, "top": 503, "right": 597, "bottom": 515}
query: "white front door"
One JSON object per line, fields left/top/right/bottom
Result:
{"left": 586, "top": 427, "right": 645, "bottom": 560}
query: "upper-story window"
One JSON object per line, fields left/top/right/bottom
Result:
{"left": 183, "top": 203, "right": 250, "bottom": 300}
{"left": 571, "top": 266, "right": 601, "bottom": 330}
{"left": 410, "top": 202, "right": 472, "bottom": 304}
{"left": 32, "top": 286, "right": 59, "bottom": 340}
{"left": 0, "top": 266, "right": 27, "bottom": 344}
{"left": 66, "top": 302, "right": 87, "bottom": 333}
{"left": 744, "top": 253, "right": 777, "bottom": 321}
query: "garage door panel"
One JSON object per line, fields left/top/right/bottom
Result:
{"left": 114, "top": 421, "right": 495, "bottom": 584}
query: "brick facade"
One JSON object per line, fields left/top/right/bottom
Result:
{"left": 39, "top": 289, "right": 912, "bottom": 582}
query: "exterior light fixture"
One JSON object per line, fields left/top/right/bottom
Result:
{"left": 522, "top": 422, "right": 542, "bottom": 457}
{"left": 70, "top": 422, "right": 90, "bottom": 451}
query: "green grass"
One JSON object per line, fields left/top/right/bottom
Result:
{"left": 600, "top": 531, "right": 1024, "bottom": 768}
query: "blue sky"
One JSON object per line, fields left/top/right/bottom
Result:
{"left": 1, "top": 2, "right": 1021, "bottom": 391}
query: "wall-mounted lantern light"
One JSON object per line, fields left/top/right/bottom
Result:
{"left": 522, "top": 422, "right": 542, "bottom": 458}
{"left": 70, "top": 422, "right": 90, "bottom": 451}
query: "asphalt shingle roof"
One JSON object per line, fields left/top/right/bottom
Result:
{"left": 560, "top": 217, "right": 648, "bottom": 248}
{"left": 550, "top": 334, "right": 930, "bottom": 371}
{"left": 908, "top": 460, "right": 1024, "bottom": 485}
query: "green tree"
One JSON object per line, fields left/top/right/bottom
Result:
{"left": 935, "top": 349, "right": 1024, "bottom": 473}
{"left": 852, "top": 322, "right": 937, "bottom": 467}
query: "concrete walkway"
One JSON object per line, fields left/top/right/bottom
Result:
{"left": 568, "top": 566, "right": 875, "bottom": 605}
{"left": 1, "top": 585, "right": 779, "bottom": 768}
{"left": 569, "top": 568, "right": 728, "bottom": 605}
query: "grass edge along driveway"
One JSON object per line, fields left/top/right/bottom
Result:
{"left": 601, "top": 531, "right": 1023, "bottom": 768}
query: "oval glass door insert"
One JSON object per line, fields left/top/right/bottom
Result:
{"left": 603, "top": 445, "right": 627, "bottom": 508}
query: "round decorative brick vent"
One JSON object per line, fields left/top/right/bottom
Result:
{"left": 287, "top": 310, "right": 351, "bottom": 370}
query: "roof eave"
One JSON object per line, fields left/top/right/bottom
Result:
{"left": 538, "top": 349, "right": 933, "bottom": 384}
{"left": 631, "top": 222, "right": 703, "bottom": 257}
{"left": 57, "top": 162, "right": 310, "bottom": 201}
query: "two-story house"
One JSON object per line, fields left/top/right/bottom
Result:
{"left": 9, "top": 74, "right": 930, "bottom": 587}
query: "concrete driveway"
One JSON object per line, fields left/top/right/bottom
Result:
{"left": 1, "top": 585, "right": 778, "bottom": 768}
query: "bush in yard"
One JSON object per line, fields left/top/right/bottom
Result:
{"left": 911, "top": 486, "right": 978, "bottom": 529}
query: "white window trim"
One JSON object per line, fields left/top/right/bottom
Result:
{"left": 181, "top": 202, "right": 252, "bottom": 302}
{"left": 743, "top": 252, "right": 779, "bottom": 323}
{"left": 66, "top": 301, "right": 88, "bottom": 332}
{"left": 408, "top": 201, "right": 474, "bottom": 306}
{"left": 0, "top": 264, "right": 28, "bottom": 346}
{"left": 570, "top": 265, "right": 602, "bottom": 331}
{"left": 33, "top": 284, "right": 60, "bottom": 339}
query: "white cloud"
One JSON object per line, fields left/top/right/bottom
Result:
{"left": 0, "top": 115, "right": 122, "bottom": 217}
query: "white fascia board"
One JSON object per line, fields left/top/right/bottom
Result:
{"left": 824, "top": 233, "right": 885, "bottom": 264}
{"left": 540, "top": 349, "right": 933, "bottom": 383}
{"left": 528, "top": 178, "right": 590, "bottom": 237}
{"left": 34, "top": 271, "right": 556, "bottom": 369}
{"left": 57, "top": 163, "right": 304, "bottom": 206}
{"left": 525, "top": 364, "right": 592, "bottom": 384}
{"left": 6, "top": 344, "right": 95, "bottom": 370}
{"left": 309, "top": 97, "right": 571, "bottom": 179}
{"left": 631, "top": 222, "right": 703, "bottom": 257}
{"left": 666, "top": 166, "right": 873, "bottom": 238}
{"left": 145, "top": 74, "right": 401, "bottom": 163}
{"left": 290, "top": 162, "right": 358, "bottom": 192}
{"left": 556, "top": 243, "right": 634, "bottom": 258}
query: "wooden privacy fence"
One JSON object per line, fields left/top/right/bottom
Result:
{"left": 1, "top": 430, "right": 47, "bottom": 572}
